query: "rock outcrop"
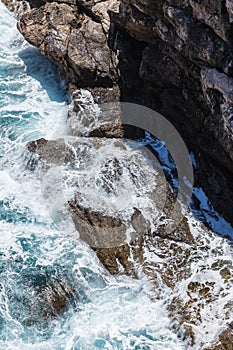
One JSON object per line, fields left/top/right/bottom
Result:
{"left": 111, "top": 0, "right": 233, "bottom": 227}
{"left": 3, "top": 0, "right": 233, "bottom": 348}
{"left": 11, "top": 0, "right": 233, "bottom": 226}
{"left": 26, "top": 136, "right": 233, "bottom": 348}
{"left": 15, "top": 0, "right": 119, "bottom": 87}
{"left": 27, "top": 136, "right": 193, "bottom": 275}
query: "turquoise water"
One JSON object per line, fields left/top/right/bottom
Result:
{"left": 0, "top": 4, "right": 184, "bottom": 349}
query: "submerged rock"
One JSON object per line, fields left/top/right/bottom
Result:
{"left": 4, "top": 264, "right": 80, "bottom": 325}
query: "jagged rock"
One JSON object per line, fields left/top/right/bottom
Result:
{"left": 110, "top": 1, "right": 158, "bottom": 43}
{"left": 69, "top": 201, "right": 141, "bottom": 249}
{"left": 69, "top": 202, "right": 145, "bottom": 275}
{"left": 162, "top": 5, "right": 232, "bottom": 73}
{"left": 67, "top": 87, "right": 123, "bottom": 137}
{"left": 67, "top": 86, "right": 146, "bottom": 139}
{"left": 67, "top": 15, "right": 116, "bottom": 86}
{"left": 17, "top": 1, "right": 118, "bottom": 86}
{"left": 17, "top": 2, "right": 76, "bottom": 65}
{"left": 26, "top": 137, "right": 74, "bottom": 171}
{"left": 78, "top": 0, "right": 120, "bottom": 33}
{"left": 113, "top": 0, "right": 233, "bottom": 226}
{"left": 167, "top": 242, "right": 233, "bottom": 347}
{"left": 1, "top": 0, "right": 30, "bottom": 17}
{"left": 126, "top": 0, "right": 163, "bottom": 18}
{"left": 26, "top": 137, "right": 194, "bottom": 277}
{"left": 139, "top": 43, "right": 183, "bottom": 88}
{"left": 190, "top": 0, "right": 232, "bottom": 42}
{"left": 201, "top": 68, "right": 233, "bottom": 105}
{"left": 226, "top": 0, "right": 233, "bottom": 23}
{"left": 204, "top": 322, "right": 233, "bottom": 350}
{"left": 199, "top": 68, "right": 233, "bottom": 173}
{"left": 4, "top": 0, "right": 233, "bottom": 229}
{"left": 4, "top": 0, "right": 233, "bottom": 347}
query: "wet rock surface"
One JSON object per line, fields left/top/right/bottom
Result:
{"left": 204, "top": 322, "right": 233, "bottom": 350}
{"left": 2, "top": 0, "right": 233, "bottom": 348}
{"left": 26, "top": 135, "right": 233, "bottom": 348}
{"left": 3, "top": 0, "right": 233, "bottom": 229}
{"left": 67, "top": 87, "right": 124, "bottom": 138}
{"left": 26, "top": 136, "right": 193, "bottom": 265}
{"left": 1, "top": 259, "right": 81, "bottom": 325}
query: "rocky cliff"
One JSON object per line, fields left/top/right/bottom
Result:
{"left": 4, "top": 0, "right": 233, "bottom": 227}
{"left": 112, "top": 0, "right": 233, "bottom": 227}
{"left": 2, "top": 0, "right": 233, "bottom": 348}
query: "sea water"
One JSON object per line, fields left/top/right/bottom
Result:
{"left": 0, "top": 3, "right": 184, "bottom": 349}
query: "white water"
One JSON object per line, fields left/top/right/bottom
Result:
{"left": 0, "top": 3, "right": 184, "bottom": 349}
{"left": 1, "top": 3, "right": 233, "bottom": 350}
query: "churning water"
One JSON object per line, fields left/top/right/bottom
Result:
{"left": 0, "top": 3, "right": 184, "bottom": 349}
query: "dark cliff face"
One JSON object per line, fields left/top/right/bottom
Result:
{"left": 112, "top": 0, "right": 233, "bottom": 226}
{"left": 4, "top": 0, "right": 233, "bottom": 223}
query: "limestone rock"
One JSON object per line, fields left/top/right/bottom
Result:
{"left": 4, "top": 0, "right": 233, "bottom": 347}
{"left": 67, "top": 88, "right": 123, "bottom": 138}
{"left": 17, "top": 2, "right": 76, "bottom": 65}
{"left": 1, "top": 0, "right": 30, "bottom": 17}
{"left": 67, "top": 16, "right": 116, "bottom": 86}
{"left": 17, "top": 1, "right": 118, "bottom": 86}
{"left": 190, "top": 0, "right": 232, "bottom": 42}
{"left": 78, "top": 0, "right": 120, "bottom": 33}
{"left": 200, "top": 68, "right": 233, "bottom": 170}
{"left": 201, "top": 68, "right": 233, "bottom": 105}
{"left": 4, "top": 0, "right": 233, "bottom": 230}
{"left": 110, "top": 0, "right": 158, "bottom": 43}
{"left": 26, "top": 137, "right": 74, "bottom": 170}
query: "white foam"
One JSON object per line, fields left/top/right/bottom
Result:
{"left": 1, "top": 3, "right": 233, "bottom": 349}
{"left": 0, "top": 3, "right": 183, "bottom": 349}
